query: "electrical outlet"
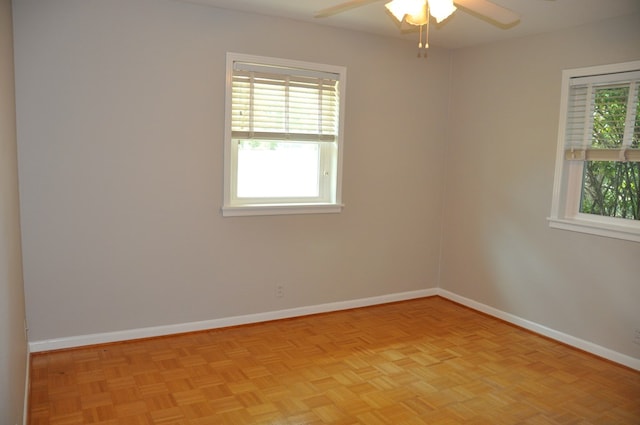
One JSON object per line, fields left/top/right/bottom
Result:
{"left": 633, "top": 328, "right": 640, "bottom": 346}
{"left": 276, "top": 285, "right": 284, "bottom": 298}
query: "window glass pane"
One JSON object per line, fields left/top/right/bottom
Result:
{"left": 592, "top": 86, "right": 629, "bottom": 148}
{"left": 236, "top": 141, "right": 320, "bottom": 198}
{"left": 580, "top": 161, "right": 640, "bottom": 220}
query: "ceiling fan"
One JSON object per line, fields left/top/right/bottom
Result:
{"left": 314, "top": 0, "right": 521, "bottom": 56}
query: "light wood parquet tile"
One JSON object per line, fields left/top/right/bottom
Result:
{"left": 29, "top": 297, "right": 640, "bottom": 424}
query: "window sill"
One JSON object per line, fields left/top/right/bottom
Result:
{"left": 222, "top": 203, "right": 344, "bottom": 217}
{"left": 548, "top": 217, "right": 640, "bottom": 243}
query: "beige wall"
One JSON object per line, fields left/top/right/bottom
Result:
{"left": 14, "top": 0, "right": 450, "bottom": 341}
{"left": 441, "top": 13, "right": 640, "bottom": 359}
{"left": 0, "top": 0, "right": 28, "bottom": 422}
{"left": 13, "top": 0, "right": 640, "bottom": 364}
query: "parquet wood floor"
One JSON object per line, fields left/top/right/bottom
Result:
{"left": 29, "top": 297, "right": 640, "bottom": 424}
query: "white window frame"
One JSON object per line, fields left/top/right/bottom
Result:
{"left": 549, "top": 60, "right": 640, "bottom": 242}
{"left": 222, "top": 53, "right": 346, "bottom": 217}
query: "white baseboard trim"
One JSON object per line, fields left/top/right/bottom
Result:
{"left": 437, "top": 289, "right": 640, "bottom": 371}
{"left": 28, "top": 288, "right": 437, "bottom": 353}
{"left": 28, "top": 287, "right": 639, "bottom": 371}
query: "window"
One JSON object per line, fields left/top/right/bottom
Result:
{"left": 549, "top": 61, "right": 640, "bottom": 242}
{"left": 222, "top": 53, "right": 346, "bottom": 217}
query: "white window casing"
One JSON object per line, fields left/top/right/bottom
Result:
{"left": 222, "top": 53, "right": 346, "bottom": 217}
{"left": 549, "top": 60, "right": 640, "bottom": 242}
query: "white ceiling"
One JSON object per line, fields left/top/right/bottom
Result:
{"left": 176, "top": 0, "right": 640, "bottom": 49}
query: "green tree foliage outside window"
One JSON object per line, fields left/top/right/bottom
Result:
{"left": 580, "top": 86, "right": 640, "bottom": 219}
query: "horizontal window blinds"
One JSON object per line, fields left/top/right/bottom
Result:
{"left": 231, "top": 62, "right": 340, "bottom": 142}
{"left": 565, "top": 70, "right": 640, "bottom": 162}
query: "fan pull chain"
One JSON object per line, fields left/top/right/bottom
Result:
{"left": 424, "top": 5, "right": 430, "bottom": 58}
{"left": 417, "top": 5, "right": 430, "bottom": 58}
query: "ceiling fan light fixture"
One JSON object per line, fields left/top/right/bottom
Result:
{"left": 385, "top": 0, "right": 426, "bottom": 25}
{"left": 384, "top": 0, "right": 456, "bottom": 25}
{"left": 316, "top": 0, "right": 519, "bottom": 58}
{"left": 428, "top": 0, "right": 456, "bottom": 23}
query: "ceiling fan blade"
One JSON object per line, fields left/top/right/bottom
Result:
{"left": 315, "top": 0, "right": 382, "bottom": 18}
{"left": 453, "top": 0, "right": 520, "bottom": 26}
